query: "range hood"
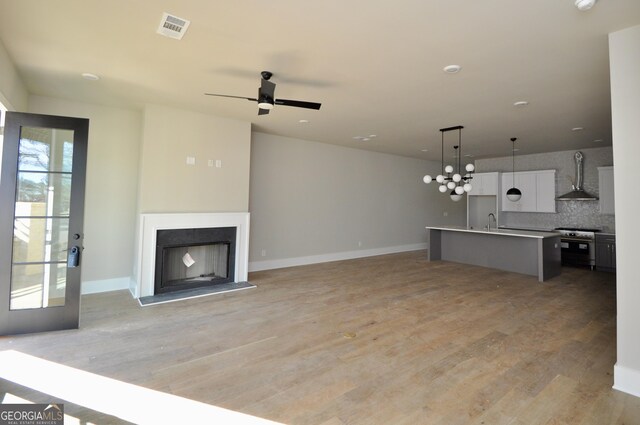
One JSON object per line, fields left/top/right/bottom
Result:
{"left": 556, "top": 151, "right": 598, "bottom": 201}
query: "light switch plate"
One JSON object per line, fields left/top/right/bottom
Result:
{"left": 186, "top": 156, "right": 196, "bottom": 165}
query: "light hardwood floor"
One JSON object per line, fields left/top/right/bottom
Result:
{"left": 1, "top": 251, "right": 639, "bottom": 424}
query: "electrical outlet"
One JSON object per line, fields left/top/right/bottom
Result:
{"left": 443, "top": 211, "right": 448, "bottom": 217}
{"left": 358, "top": 241, "right": 362, "bottom": 247}
{"left": 261, "top": 249, "right": 266, "bottom": 257}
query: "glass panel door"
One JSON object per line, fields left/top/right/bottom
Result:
{"left": 11, "top": 127, "right": 74, "bottom": 310}
{"left": 0, "top": 112, "right": 88, "bottom": 335}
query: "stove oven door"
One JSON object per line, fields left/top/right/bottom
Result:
{"left": 560, "top": 238, "right": 593, "bottom": 268}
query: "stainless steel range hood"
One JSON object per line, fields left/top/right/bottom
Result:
{"left": 556, "top": 151, "right": 598, "bottom": 200}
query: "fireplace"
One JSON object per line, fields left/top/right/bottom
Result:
{"left": 134, "top": 213, "right": 249, "bottom": 298}
{"left": 154, "top": 227, "right": 236, "bottom": 294}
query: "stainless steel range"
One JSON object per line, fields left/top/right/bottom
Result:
{"left": 554, "top": 227, "right": 600, "bottom": 269}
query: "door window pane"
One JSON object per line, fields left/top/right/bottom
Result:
{"left": 10, "top": 263, "right": 67, "bottom": 310}
{"left": 16, "top": 172, "right": 72, "bottom": 217}
{"left": 12, "top": 217, "right": 69, "bottom": 263}
{"left": 18, "top": 127, "right": 74, "bottom": 173}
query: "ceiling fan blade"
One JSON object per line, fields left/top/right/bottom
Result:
{"left": 204, "top": 93, "right": 258, "bottom": 102}
{"left": 274, "top": 98, "right": 321, "bottom": 110}
{"left": 258, "top": 108, "right": 270, "bottom": 116}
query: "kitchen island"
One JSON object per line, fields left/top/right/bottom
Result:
{"left": 426, "top": 225, "right": 562, "bottom": 282}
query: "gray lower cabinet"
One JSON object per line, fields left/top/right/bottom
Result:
{"left": 596, "top": 234, "right": 616, "bottom": 272}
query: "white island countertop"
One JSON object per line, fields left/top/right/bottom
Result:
{"left": 425, "top": 225, "right": 561, "bottom": 239}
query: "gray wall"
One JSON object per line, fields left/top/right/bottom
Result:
{"left": 610, "top": 24, "right": 640, "bottom": 397}
{"left": 248, "top": 132, "right": 466, "bottom": 269}
{"left": 138, "top": 104, "right": 251, "bottom": 213}
{"left": 475, "top": 146, "right": 614, "bottom": 232}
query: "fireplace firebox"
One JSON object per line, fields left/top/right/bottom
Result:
{"left": 154, "top": 227, "right": 236, "bottom": 294}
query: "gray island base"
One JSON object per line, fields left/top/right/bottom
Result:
{"left": 426, "top": 226, "right": 562, "bottom": 282}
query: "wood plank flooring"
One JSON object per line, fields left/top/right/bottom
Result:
{"left": 1, "top": 251, "right": 639, "bottom": 424}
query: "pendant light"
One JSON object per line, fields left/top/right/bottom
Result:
{"left": 423, "top": 125, "right": 474, "bottom": 200}
{"left": 506, "top": 137, "right": 522, "bottom": 202}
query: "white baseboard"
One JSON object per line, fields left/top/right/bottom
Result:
{"left": 81, "top": 277, "right": 131, "bottom": 295}
{"left": 248, "top": 243, "right": 428, "bottom": 272}
{"left": 613, "top": 364, "right": 640, "bottom": 398}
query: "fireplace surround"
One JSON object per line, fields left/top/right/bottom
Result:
{"left": 133, "top": 213, "right": 249, "bottom": 298}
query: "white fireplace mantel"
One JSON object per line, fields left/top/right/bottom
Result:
{"left": 133, "top": 212, "right": 250, "bottom": 298}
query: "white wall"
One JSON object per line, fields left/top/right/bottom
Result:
{"left": 138, "top": 104, "right": 251, "bottom": 213}
{"left": 0, "top": 39, "right": 28, "bottom": 112}
{"left": 28, "top": 96, "right": 142, "bottom": 294}
{"left": 610, "top": 25, "right": 640, "bottom": 398}
{"left": 0, "top": 39, "right": 29, "bottom": 185}
{"left": 248, "top": 132, "right": 466, "bottom": 270}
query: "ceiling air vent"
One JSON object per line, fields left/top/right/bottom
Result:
{"left": 157, "top": 13, "right": 190, "bottom": 40}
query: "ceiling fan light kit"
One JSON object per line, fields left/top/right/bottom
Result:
{"left": 423, "top": 126, "right": 474, "bottom": 202}
{"left": 205, "top": 71, "right": 321, "bottom": 115}
{"left": 257, "top": 98, "right": 274, "bottom": 110}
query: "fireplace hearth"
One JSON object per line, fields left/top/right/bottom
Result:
{"left": 154, "top": 227, "right": 236, "bottom": 294}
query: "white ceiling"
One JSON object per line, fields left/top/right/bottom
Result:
{"left": 0, "top": 0, "right": 638, "bottom": 161}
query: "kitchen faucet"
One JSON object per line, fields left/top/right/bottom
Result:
{"left": 486, "top": 213, "right": 496, "bottom": 231}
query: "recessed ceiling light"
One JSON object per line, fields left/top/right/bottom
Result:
{"left": 81, "top": 73, "right": 100, "bottom": 81}
{"left": 443, "top": 65, "right": 461, "bottom": 74}
{"left": 513, "top": 148, "right": 520, "bottom": 152}
{"left": 572, "top": 127, "right": 584, "bottom": 131}
{"left": 298, "top": 119, "right": 309, "bottom": 123}
{"left": 593, "top": 139, "right": 603, "bottom": 143}
{"left": 575, "top": 0, "right": 597, "bottom": 11}
{"left": 513, "top": 101, "right": 529, "bottom": 107}
{"left": 353, "top": 135, "right": 376, "bottom": 141}
{"left": 421, "top": 149, "right": 429, "bottom": 152}
{"left": 464, "top": 154, "right": 474, "bottom": 157}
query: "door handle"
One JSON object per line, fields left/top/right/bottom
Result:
{"left": 67, "top": 246, "right": 81, "bottom": 268}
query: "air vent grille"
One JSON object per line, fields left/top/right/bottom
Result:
{"left": 157, "top": 13, "right": 190, "bottom": 40}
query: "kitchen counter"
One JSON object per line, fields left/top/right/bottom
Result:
{"left": 498, "top": 225, "right": 557, "bottom": 233}
{"left": 426, "top": 226, "right": 562, "bottom": 282}
{"left": 429, "top": 225, "right": 560, "bottom": 239}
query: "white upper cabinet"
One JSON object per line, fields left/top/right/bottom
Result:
{"left": 501, "top": 170, "right": 556, "bottom": 213}
{"left": 502, "top": 172, "right": 536, "bottom": 212}
{"left": 536, "top": 170, "right": 557, "bottom": 213}
{"left": 598, "top": 166, "right": 615, "bottom": 215}
{"left": 468, "top": 172, "right": 499, "bottom": 196}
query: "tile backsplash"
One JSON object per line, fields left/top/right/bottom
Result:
{"left": 475, "top": 146, "right": 615, "bottom": 232}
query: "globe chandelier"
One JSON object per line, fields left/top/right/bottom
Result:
{"left": 423, "top": 125, "right": 475, "bottom": 202}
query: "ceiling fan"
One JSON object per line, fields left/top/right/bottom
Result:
{"left": 205, "top": 71, "right": 322, "bottom": 115}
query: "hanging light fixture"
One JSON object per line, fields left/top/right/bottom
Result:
{"left": 423, "top": 125, "right": 474, "bottom": 201}
{"left": 506, "top": 137, "right": 522, "bottom": 202}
